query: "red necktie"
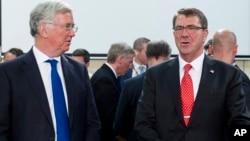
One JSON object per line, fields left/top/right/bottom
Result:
{"left": 181, "top": 64, "right": 194, "bottom": 126}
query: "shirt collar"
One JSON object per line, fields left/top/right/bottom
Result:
{"left": 178, "top": 53, "right": 205, "bottom": 72}
{"left": 133, "top": 59, "right": 146, "bottom": 69}
{"left": 105, "top": 62, "right": 118, "bottom": 78}
{"left": 33, "top": 46, "right": 61, "bottom": 64}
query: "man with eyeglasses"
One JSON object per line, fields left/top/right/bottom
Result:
{"left": 135, "top": 7, "right": 250, "bottom": 141}
{"left": 0, "top": 1, "right": 100, "bottom": 141}
{"left": 45, "top": 22, "right": 78, "bottom": 33}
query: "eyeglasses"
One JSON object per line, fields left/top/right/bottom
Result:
{"left": 173, "top": 26, "right": 204, "bottom": 34}
{"left": 46, "top": 23, "right": 78, "bottom": 33}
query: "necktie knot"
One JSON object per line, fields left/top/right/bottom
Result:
{"left": 184, "top": 64, "right": 192, "bottom": 73}
{"left": 138, "top": 66, "right": 145, "bottom": 74}
{"left": 46, "top": 59, "right": 58, "bottom": 69}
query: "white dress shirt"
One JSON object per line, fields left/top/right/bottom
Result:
{"left": 132, "top": 60, "right": 146, "bottom": 77}
{"left": 32, "top": 46, "right": 69, "bottom": 139}
{"left": 178, "top": 53, "right": 204, "bottom": 99}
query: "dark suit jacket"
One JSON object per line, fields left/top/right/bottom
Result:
{"left": 119, "top": 69, "right": 132, "bottom": 89}
{"left": 235, "top": 65, "right": 250, "bottom": 109}
{"left": 114, "top": 73, "right": 145, "bottom": 141}
{"left": 91, "top": 64, "right": 121, "bottom": 141}
{"left": 135, "top": 56, "right": 250, "bottom": 141}
{"left": 0, "top": 49, "right": 101, "bottom": 141}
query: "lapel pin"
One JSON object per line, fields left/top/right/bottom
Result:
{"left": 210, "top": 69, "right": 215, "bottom": 74}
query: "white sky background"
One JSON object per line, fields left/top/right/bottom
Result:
{"left": 2, "top": 0, "right": 250, "bottom": 55}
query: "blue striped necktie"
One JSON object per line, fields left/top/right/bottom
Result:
{"left": 138, "top": 66, "right": 145, "bottom": 74}
{"left": 46, "top": 59, "right": 70, "bottom": 141}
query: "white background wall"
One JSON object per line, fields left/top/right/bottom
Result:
{"left": 2, "top": 0, "right": 250, "bottom": 55}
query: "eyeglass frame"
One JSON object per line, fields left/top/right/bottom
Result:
{"left": 45, "top": 22, "right": 78, "bottom": 33}
{"left": 173, "top": 25, "right": 205, "bottom": 34}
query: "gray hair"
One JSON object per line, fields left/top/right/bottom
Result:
{"left": 133, "top": 37, "right": 150, "bottom": 51}
{"left": 29, "top": 0, "right": 72, "bottom": 37}
{"left": 107, "top": 42, "right": 135, "bottom": 63}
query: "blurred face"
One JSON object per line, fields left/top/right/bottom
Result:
{"left": 173, "top": 15, "right": 208, "bottom": 62}
{"left": 44, "top": 12, "right": 76, "bottom": 57}
{"left": 72, "top": 56, "right": 85, "bottom": 63}
{"left": 72, "top": 56, "right": 90, "bottom": 67}
{"left": 117, "top": 54, "right": 134, "bottom": 76}
{"left": 4, "top": 52, "right": 17, "bottom": 62}
{"left": 207, "top": 44, "right": 213, "bottom": 56}
{"left": 136, "top": 43, "right": 148, "bottom": 65}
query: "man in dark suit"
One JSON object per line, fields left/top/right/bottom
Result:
{"left": 211, "top": 28, "right": 250, "bottom": 109}
{"left": 71, "top": 48, "right": 92, "bottom": 78}
{"left": 91, "top": 42, "right": 135, "bottom": 141}
{"left": 0, "top": 1, "right": 100, "bottom": 141}
{"left": 135, "top": 7, "right": 250, "bottom": 141}
{"left": 119, "top": 37, "right": 150, "bottom": 88}
{"left": 113, "top": 39, "right": 171, "bottom": 141}
{"left": 72, "top": 48, "right": 91, "bottom": 68}
{"left": 204, "top": 39, "right": 213, "bottom": 56}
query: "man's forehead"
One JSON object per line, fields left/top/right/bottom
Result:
{"left": 175, "top": 15, "right": 200, "bottom": 25}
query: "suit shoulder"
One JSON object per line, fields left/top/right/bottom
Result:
{"left": 0, "top": 53, "right": 27, "bottom": 69}
{"left": 91, "top": 64, "right": 115, "bottom": 81}
{"left": 238, "top": 69, "right": 250, "bottom": 83}
{"left": 148, "top": 58, "right": 175, "bottom": 73}
{"left": 64, "top": 55, "right": 83, "bottom": 66}
{"left": 124, "top": 73, "right": 144, "bottom": 84}
{"left": 207, "top": 59, "right": 242, "bottom": 80}
{"left": 63, "top": 55, "right": 87, "bottom": 69}
{"left": 211, "top": 59, "right": 238, "bottom": 71}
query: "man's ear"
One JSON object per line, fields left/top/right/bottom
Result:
{"left": 135, "top": 50, "right": 139, "bottom": 55}
{"left": 208, "top": 45, "right": 213, "bottom": 56}
{"left": 39, "top": 23, "right": 49, "bottom": 38}
{"left": 233, "top": 45, "right": 238, "bottom": 55}
{"left": 86, "top": 62, "right": 90, "bottom": 68}
{"left": 117, "top": 55, "right": 124, "bottom": 64}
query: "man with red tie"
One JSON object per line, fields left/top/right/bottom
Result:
{"left": 135, "top": 7, "right": 250, "bottom": 141}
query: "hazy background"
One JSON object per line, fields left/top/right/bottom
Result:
{"left": 1, "top": 0, "right": 249, "bottom": 55}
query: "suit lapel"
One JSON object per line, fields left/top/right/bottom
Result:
{"left": 189, "top": 56, "right": 216, "bottom": 125}
{"left": 167, "top": 58, "right": 184, "bottom": 122}
{"left": 60, "top": 55, "right": 76, "bottom": 127}
{"left": 21, "top": 49, "right": 53, "bottom": 127}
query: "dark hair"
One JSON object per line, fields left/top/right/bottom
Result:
{"left": 173, "top": 7, "right": 208, "bottom": 29}
{"left": 204, "top": 39, "right": 213, "bottom": 50}
{"left": 146, "top": 40, "right": 171, "bottom": 59}
{"left": 72, "top": 48, "right": 90, "bottom": 63}
{"left": 7, "top": 48, "right": 24, "bottom": 57}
